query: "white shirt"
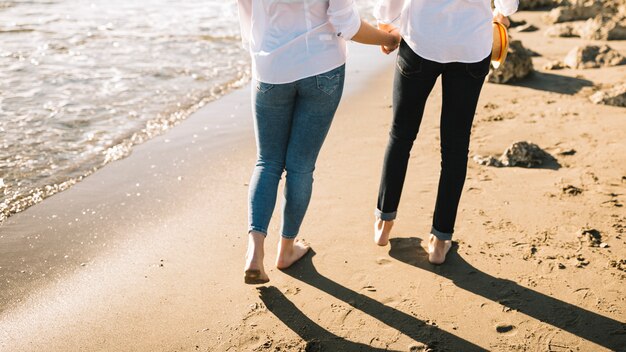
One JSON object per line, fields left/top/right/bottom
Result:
{"left": 237, "top": 0, "right": 362, "bottom": 84}
{"left": 374, "top": 0, "right": 518, "bottom": 63}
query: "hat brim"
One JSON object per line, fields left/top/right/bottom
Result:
{"left": 491, "top": 22, "right": 509, "bottom": 69}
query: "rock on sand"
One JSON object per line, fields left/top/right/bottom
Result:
{"left": 564, "top": 45, "right": 626, "bottom": 69}
{"left": 473, "top": 141, "right": 556, "bottom": 168}
{"left": 590, "top": 83, "right": 626, "bottom": 107}
{"left": 543, "top": 0, "right": 602, "bottom": 24}
{"left": 488, "top": 40, "right": 534, "bottom": 84}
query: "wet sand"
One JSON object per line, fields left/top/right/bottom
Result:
{"left": 1, "top": 10, "right": 625, "bottom": 352}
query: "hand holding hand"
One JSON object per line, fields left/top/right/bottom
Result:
{"left": 379, "top": 23, "right": 400, "bottom": 55}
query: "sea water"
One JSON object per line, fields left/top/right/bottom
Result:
{"left": 0, "top": 0, "right": 377, "bottom": 223}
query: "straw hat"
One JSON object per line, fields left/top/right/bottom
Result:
{"left": 491, "top": 21, "right": 509, "bottom": 69}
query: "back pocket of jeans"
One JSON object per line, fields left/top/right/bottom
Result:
{"left": 466, "top": 58, "right": 490, "bottom": 79}
{"left": 316, "top": 71, "right": 342, "bottom": 96}
{"left": 256, "top": 81, "right": 274, "bottom": 93}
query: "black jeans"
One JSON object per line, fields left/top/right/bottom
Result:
{"left": 376, "top": 40, "right": 490, "bottom": 240}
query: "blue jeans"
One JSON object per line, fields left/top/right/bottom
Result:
{"left": 248, "top": 65, "right": 345, "bottom": 239}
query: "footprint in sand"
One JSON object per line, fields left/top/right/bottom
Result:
{"left": 362, "top": 285, "right": 377, "bottom": 292}
{"left": 376, "top": 257, "right": 392, "bottom": 266}
{"left": 284, "top": 286, "right": 301, "bottom": 296}
{"left": 408, "top": 344, "right": 428, "bottom": 351}
{"left": 562, "top": 185, "right": 583, "bottom": 196}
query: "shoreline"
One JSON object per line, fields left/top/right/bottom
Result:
{"left": 0, "top": 75, "right": 255, "bottom": 315}
{"left": 2, "top": 10, "right": 626, "bottom": 351}
{"left": 0, "top": 43, "right": 396, "bottom": 349}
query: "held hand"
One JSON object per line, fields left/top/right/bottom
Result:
{"left": 493, "top": 11, "right": 510, "bottom": 28}
{"left": 378, "top": 24, "right": 400, "bottom": 55}
{"left": 383, "top": 28, "right": 400, "bottom": 54}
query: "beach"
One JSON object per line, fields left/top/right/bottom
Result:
{"left": 1, "top": 8, "right": 626, "bottom": 352}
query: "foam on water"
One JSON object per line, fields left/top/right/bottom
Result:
{"left": 0, "top": 0, "right": 377, "bottom": 223}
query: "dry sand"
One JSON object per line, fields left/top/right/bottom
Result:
{"left": 1, "top": 9, "right": 625, "bottom": 352}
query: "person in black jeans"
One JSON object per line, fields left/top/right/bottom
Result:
{"left": 374, "top": 39, "right": 492, "bottom": 264}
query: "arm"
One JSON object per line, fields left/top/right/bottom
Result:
{"left": 237, "top": 0, "right": 252, "bottom": 48}
{"left": 352, "top": 19, "right": 399, "bottom": 49}
{"left": 327, "top": 0, "right": 362, "bottom": 40}
{"left": 373, "top": 0, "right": 404, "bottom": 26}
{"left": 328, "top": 0, "right": 400, "bottom": 52}
{"left": 373, "top": 0, "right": 404, "bottom": 54}
{"left": 493, "top": 0, "right": 519, "bottom": 27}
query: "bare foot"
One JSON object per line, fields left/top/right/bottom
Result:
{"left": 427, "top": 234, "right": 452, "bottom": 265}
{"left": 374, "top": 218, "right": 394, "bottom": 246}
{"left": 276, "top": 238, "right": 310, "bottom": 270}
{"left": 244, "top": 231, "right": 269, "bottom": 284}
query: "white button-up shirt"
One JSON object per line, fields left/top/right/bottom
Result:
{"left": 374, "top": 0, "right": 518, "bottom": 63}
{"left": 237, "top": 0, "right": 362, "bottom": 84}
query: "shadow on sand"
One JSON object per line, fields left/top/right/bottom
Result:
{"left": 262, "top": 250, "right": 487, "bottom": 352}
{"left": 388, "top": 237, "right": 626, "bottom": 351}
{"left": 258, "top": 286, "right": 392, "bottom": 352}
{"left": 510, "top": 71, "right": 594, "bottom": 95}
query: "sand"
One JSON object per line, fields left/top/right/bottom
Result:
{"left": 1, "top": 9, "right": 625, "bottom": 352}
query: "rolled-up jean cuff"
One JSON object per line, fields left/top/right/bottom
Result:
{"left": 249, "top": 227, "right": 268, "bottom": 237}
{"left": 431, "top": 226, "right": 453, "bottom": 241}
{"left": 375, "top": 209, "right": 397, "bottom": 221}
{"left": 281, "top": 232, "right": 298, "bottom": 240}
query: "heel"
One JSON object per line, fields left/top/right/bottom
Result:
{"left": 374, "top": 219, "right": 394, "bottom": 246}
{"left": 244, "top": 269, "right": 269, "bottom": 285}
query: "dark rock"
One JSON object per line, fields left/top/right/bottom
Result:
{"left": 590, "top": 83, "right": 626, "bottom": 107}
{"left": 488, "top": 40, "right": 534, "bottom": 84}
{"left": 473, "top": 142, "right": 557, "bottom": 168}
{"left": 500, "top": 141, "right": 555, "bottom": 167}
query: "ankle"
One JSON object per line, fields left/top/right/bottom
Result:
{"left": 376, "top": 218, "right": 393, "bottom": 225}
{"left": 278, "top": 238, "right": 295, "bottom": 253}
{"left": 247, "top": 231, "right": 266, "bottom": 254}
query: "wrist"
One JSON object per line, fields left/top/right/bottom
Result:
{"left": 378, "top": 22, "right": 392, "bottom": 31}
{"left": 385, "top": 33, "right": 395, "bottom": 47}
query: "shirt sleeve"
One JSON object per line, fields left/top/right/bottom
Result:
{"left": 373, "top": 0, "right": 404, "bottom": 25}
{"left": 494, "top": 0, "right": 519, "bottom": 17}
{"left": 237, "top": 0, "right": 252, "bottom": 48}
{"left": 327, "top": 0, "right": 362, "bottom": 40}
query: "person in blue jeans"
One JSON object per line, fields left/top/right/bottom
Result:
{"left": 238, "top": 0, "right": 400, "bottom": 284}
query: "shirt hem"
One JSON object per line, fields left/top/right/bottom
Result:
{"left": 253, "top": 60, "right": 347, "bottom": 85}
{"left": 403, "top": 37, "right": 493, "bottom": 64}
